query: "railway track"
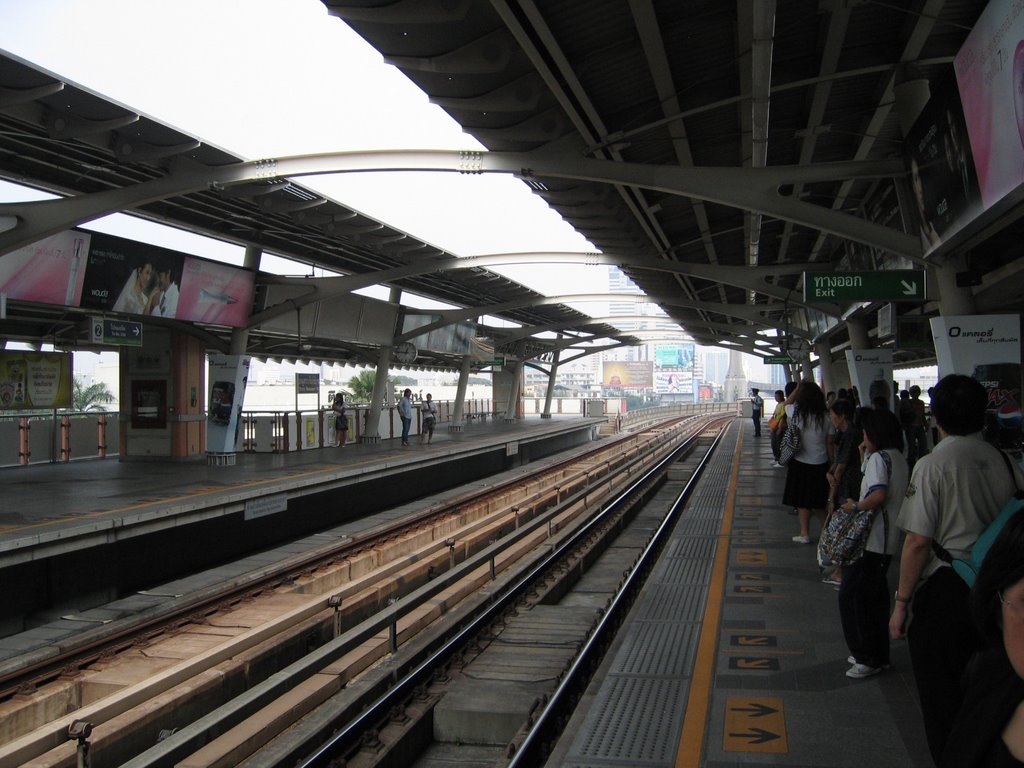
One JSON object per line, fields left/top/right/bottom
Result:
{"left": 0, "top": 414, "right": 731, "bottom": 767}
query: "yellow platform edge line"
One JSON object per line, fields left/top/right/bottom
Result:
{"left": 675, "top": 422, "right": 742, "bottom": 767}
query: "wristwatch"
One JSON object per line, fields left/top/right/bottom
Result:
{"left": 894, "top": 589, "right": 911, "bottom": 603}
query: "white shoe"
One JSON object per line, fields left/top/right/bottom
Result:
{"left": 791, "top": 535, "right": 811, "bottom": 544}
{"left": 846, "top": 663, "right": 883, "bottom": 679}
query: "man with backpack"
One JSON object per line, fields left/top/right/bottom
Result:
{"left": 889, "top": 374, "right": 1024, "bottom": 763}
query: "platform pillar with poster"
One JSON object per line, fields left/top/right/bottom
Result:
{"left": 206, "top": 353, "right": 251, "bottom": 465}
{"left": 931, "top": 314, "right": 1022, "bottom": 449}
{"left": 845, "top": 349, "right": 895, "bottom": 412}
{"left": 120, "top": 327, "right": 206, "bottom": 460}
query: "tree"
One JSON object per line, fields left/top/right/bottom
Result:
{"left": 74, "top": 378, "right": 115, "bottom": 411}
{"left": 347, "top": 370, "right": 387, "bottom": 403}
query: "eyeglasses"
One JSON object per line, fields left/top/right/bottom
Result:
{"left": 998, "top": 591, "right": 1024, "bottom": 620}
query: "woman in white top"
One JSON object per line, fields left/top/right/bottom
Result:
{"left": 112, "top": 261, "right": 155, "bottom": 315}
{"left": 836, "top": 408, "right": 909, "bottom": 679}
{"left": 782, "top": 381, "right": 832, "bottom": 544}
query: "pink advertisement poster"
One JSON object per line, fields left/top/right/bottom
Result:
{"left": 954, "top": 0, "right": 1024, "bottom": 209}
{"left": 177, "top": 258, "right": 255, "bottom": 327}
{"left": 0, "top": 231, "right": 90, "bottom": 306}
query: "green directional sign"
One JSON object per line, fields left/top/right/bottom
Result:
{"left": 91, "top": 316, "right": 143, "bottom": 347}
{"left": 803, "top": 270, "right": 926, "bottom": 302}
{"left": 765, "top": 355, "right": 794, "bottom": 365}
{"left": 477, "top": 357, "right": 506, "bottom": 367}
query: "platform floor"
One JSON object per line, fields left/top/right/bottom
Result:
{"left": 0, "top": 414, "right": 598, "bottom": 561}
{"left": 558, "top": 418, "right": 930, "bottom": 767}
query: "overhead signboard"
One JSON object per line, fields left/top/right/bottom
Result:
{"left": 91, "top": 316, "right": 143, "bottom": 347}
{"left": 803, "top": 270, "right": 926, "bottom": 302}
{"left": 764, "top": 355, "right": 794, "bottom": 365}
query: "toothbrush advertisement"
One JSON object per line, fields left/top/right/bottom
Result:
{"left": 0, "top": 230, "right": 255, "bottom": 328}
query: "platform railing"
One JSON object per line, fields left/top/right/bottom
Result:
{"left": 0, "top": 412, "right": 120, "bottom": 467}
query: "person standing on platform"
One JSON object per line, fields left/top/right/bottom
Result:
{"left": 398, "top": 388, "right": 413, "bottom": 446}
{"left": 769, "top": 389, "right": 786, "bottom": 466}
{"left": 905, "top": 385, "right": 929, "bottom": 469}
{"left": 420, "top": 393, "right": 437, "bottom": 445}
{"left": 940, "top": 508, "right": 1024, "bottom": 767}
{"left": 751, "top": 388, "right": 764, "bottom": 437}
{"left": 332, "top": 393, "right": 348, "bottom": 448}
{"left": 889, "top": 374, "right": 1024, "bottom": 763}
{"left": 783, "top": 381, "right": 831, "bottom": 544}
{"left": 836, "top": 408, "right": 908, "bottom": 679}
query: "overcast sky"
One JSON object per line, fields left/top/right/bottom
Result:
{"left": 0, "top": 0, "right": 619, "bottom": 303}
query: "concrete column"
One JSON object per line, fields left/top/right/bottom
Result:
{"left": 933, "top": 254, "right": 977, "bottom": 316}
{"left": 361, "top": 345, "right": 392, "bottom": 443}
{"left": 800, "top": 356, "right": 814, "bottom": 381}
{"left": 541, "top": 344, "right": 561, "bottom": 419}
{"left": 814, "top": 339, "right": 836, "bottom": 393}
{"left": 846, "top": 317, "right": 871, "bottom": 350}
{"left": 449, "top": 354, "right": 472, "bottom": 432}
{"left": 502, "top": 359, "right": 525, "bottom": 422}
{"left": 361, "top": 286, "right": 401, "bottom": 443}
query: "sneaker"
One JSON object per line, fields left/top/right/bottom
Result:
{"left": 822, "top": 576, "right": 841, "bottom": 586}
{"left": 846, "top": 663, "right": 883, "bottom": 679}
{"left": 791, "top": 535, "right": 811, "bottom": 544}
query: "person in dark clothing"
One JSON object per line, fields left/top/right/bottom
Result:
{"left": 940, "top": 508, "right": 1024, "bottom": 767}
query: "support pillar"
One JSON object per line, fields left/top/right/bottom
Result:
{"left": 502, "top": 359, "right": 525, "bottom": 422}
{"left": 362, "top": 286, "right": 401, "bottom": 443}
{"left": 846, "top": 317, "right": 871, "bottom": 350}
{"left": 541, "top": 344, "right": 561, "bottom": 419}
{"left": 814, "top": 339, "right": 836, "bottom": 393}
{"left": 449, "top": 354, "right": 472, "bottom": 432}
{"left": 933, "top": 253, "right": 978, "bottom": 316}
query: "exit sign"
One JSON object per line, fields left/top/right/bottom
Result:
{"left": 803, "top": 270, "right": 926, "bottom": 302}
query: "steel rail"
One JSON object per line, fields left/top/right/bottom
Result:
{"left": 295, "top": 416, "right": 730, "bottom": 767}
{"left": 507, "top": 421, "right": 729, "bottom": 765}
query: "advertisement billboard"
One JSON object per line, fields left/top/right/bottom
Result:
{"left": 0, "top": 351, "right": 73, "bottom": 409}
{"left": 955, "top": 0, "right": 1024, "bottom": 211}
{"left": 602, "top": 360, "right": 653, "bottom": 388}
{"left": 1, "top": 230, "right": 255, "bottom": 328}
{"left": 0, "top": 231, "right": 90, "bottom": 306}
{"left": 931, "top": 314, "right": 1022, "bottom": 450}
{"left": 654, "top": 370, "right": 693, "bottom": 394}
{"left": 654, "top": 343, "right": 695, "bottom": 368}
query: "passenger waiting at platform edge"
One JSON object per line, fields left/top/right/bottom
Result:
{"left": 332, "top": 393, "right": 348, "bottom": 448}
{"left": 782, "top": 381, "right": 831, "bottom": 545}
{"left": 905, "top": 385, "right": 930, "bottom": 469}
{"left": 769, "top": 389, "right": 786, "bottom": 466}
{"left": 419, "top": 393, "right": 437, "bottom": 445}
{"left": 940, "top": 508, "right": 1024, "bottom": 768}
{"left": 889, "top": 373, "right": 1024, "bottom": 764}
{"left": 750, "top": 388, "right": 763, "bottom": 437}
{"left": 827, "top": 398, "right": 863, "bottom": 511}
{"left": 836, "top": 408, "right": 908, "bottom": 680}
{"left": 398, "top": 388, "right": 413, "bottom": 446}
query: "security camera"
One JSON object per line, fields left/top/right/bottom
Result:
{"left": 67, "top": 720, "right": 93, "bottom": 740}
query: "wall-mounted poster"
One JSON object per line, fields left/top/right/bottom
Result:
{"left": 0, "top": 351, "right": 73, "bottom": 409}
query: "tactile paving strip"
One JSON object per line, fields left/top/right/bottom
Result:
{"left": 562, "top": 427, "right": 738, "bottom": 766}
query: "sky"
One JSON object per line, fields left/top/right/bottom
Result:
{"left": 0, "top": 0, "right": 618, "bottom": 305}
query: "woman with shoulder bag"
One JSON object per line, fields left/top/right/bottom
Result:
{"left": 835, "top": 408, "right": 908, "bottom": 679}
{"left": 782, "top": 381, "right": 831, "bottom": 544}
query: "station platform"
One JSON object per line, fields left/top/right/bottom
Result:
{"left": 0, "top": 414, "right": 602, "bottom": 640}
{"left": 556, "top": 418, "right": 931, "bottom": 768}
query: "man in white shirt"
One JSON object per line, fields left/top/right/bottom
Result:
{"left": 890, "top": 374, "right": 1024, "bottom": 762}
